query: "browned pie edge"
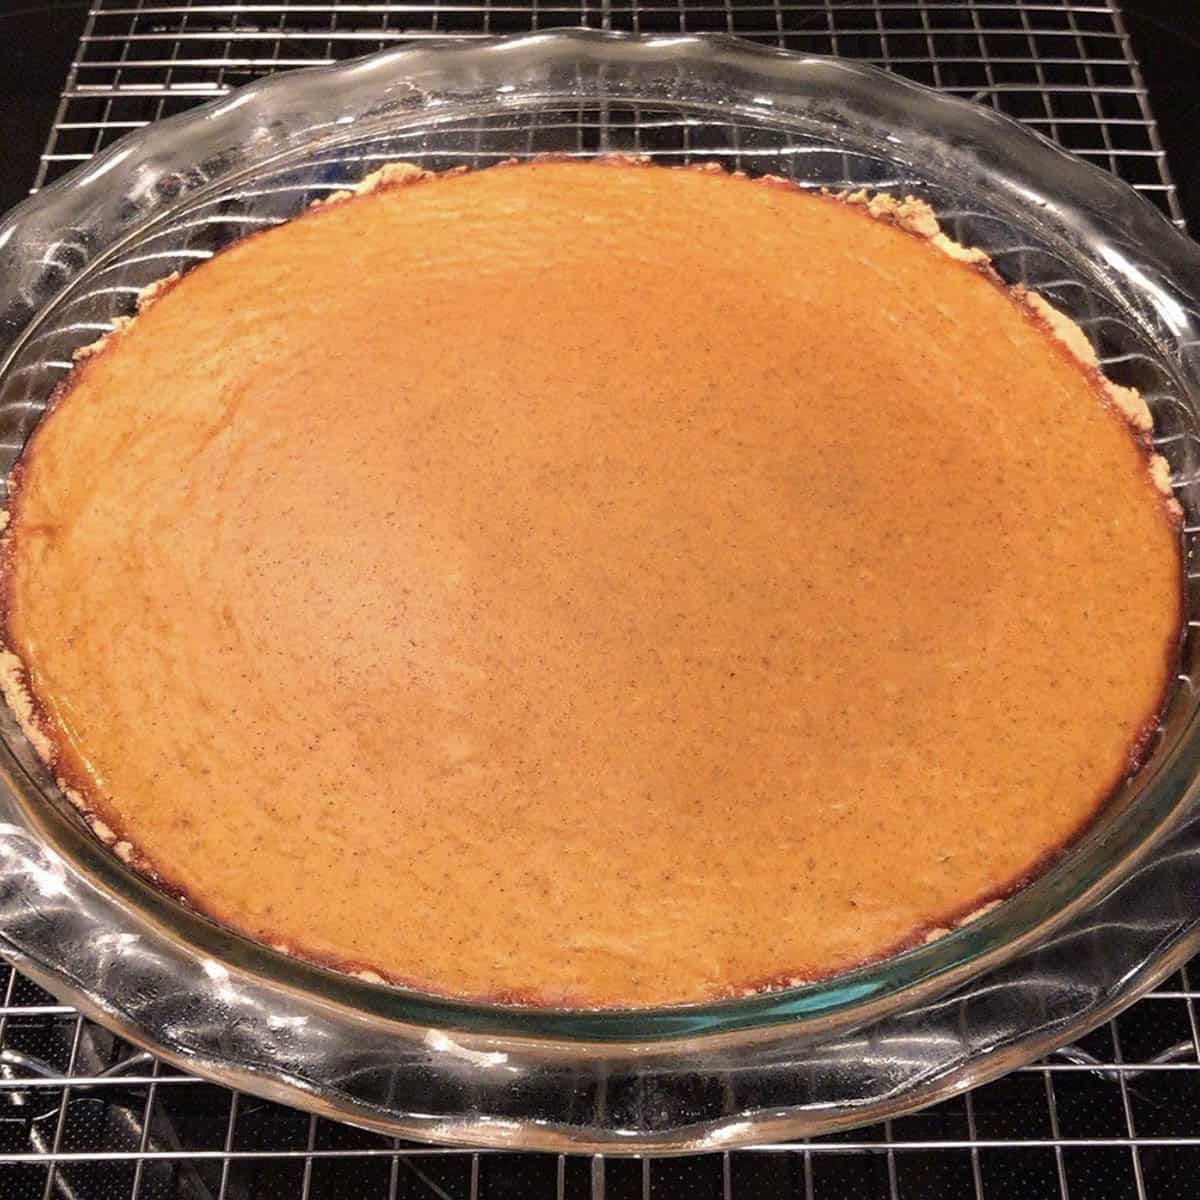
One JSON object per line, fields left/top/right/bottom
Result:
{"left": 0, "top": 158, "right": 1184, "bottom": 1006}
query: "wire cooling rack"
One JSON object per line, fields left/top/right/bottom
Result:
{"left": 8, "top": 3, "right": 1196, "bottom": 1198}
{"left": 37, "top": 0, "right": 1187, "bottom": 233}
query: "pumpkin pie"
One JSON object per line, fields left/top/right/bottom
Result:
{"left": 0, "top": 160, "right": 1182, "bottom": 1007}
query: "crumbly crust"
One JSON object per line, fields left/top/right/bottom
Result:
{"left": 310, "top": 160, "right": 435, "bottom": 208}
{"left": 70, "top": 271, "right": 183, "bottom": 364}
{"left": 0, "top": 650, "right": 55, "bottom": 764}
{"left": 841, "top": 189, "right": 990, "bottom": 266}
{"left": 0, "top": 161, "right": 1183, "bottom": 999}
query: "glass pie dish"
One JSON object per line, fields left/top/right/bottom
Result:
{"left": 0, "top": 30, "right": 1199, "bottom": 1153}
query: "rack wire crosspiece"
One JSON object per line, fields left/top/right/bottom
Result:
{"left": 6, "top": 2, "right": 1197, "bottom": 1198}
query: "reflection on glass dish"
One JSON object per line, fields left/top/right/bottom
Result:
{"left": 0, "top": 31, "right": 1196, "bottom": 1151}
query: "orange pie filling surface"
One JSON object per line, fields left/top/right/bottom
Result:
{"left": 0, "top": 160, "right": 1183, "bottom": 1007}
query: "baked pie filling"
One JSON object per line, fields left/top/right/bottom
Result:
{"left": 0, "top": 160, "right": 1182, "bottom": 1006}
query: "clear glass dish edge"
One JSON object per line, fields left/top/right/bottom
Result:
{"left": 0, "top": 30, "right": 1198, "bottom": 1149}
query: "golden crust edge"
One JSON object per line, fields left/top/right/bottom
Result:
{"left": 0, "top": 160, "right": 1184, "bottom": 1001}
{"left": 0, "top": 657, "right": 128, "bottom": 854}
{"left": 70, "top": 270, "right": 183, "bottom": 364}
{"left": 308, "top": 160, "right": 435, "bottom": 208}
{"left": 0, "top": 651, "right": 55, "bottom": 765}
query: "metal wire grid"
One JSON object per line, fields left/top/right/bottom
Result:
{"left": 7, "top": 1, "right": 1195, "bottom": 1197}
{"left": 36, "top": 0, "right": 1186, "bottom": 230}
{"left": 5, "top": 958, "right": 1200, "bottom": 1199}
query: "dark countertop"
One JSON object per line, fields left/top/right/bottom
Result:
{"left": 2, "top": 2, "right": 1198, "bottom": 221}
{"left": 1123, "top": 2, "right": 1200, "bottom": 224}
{"left": 0, "top": 1, "right": 88, "bottom": 211}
